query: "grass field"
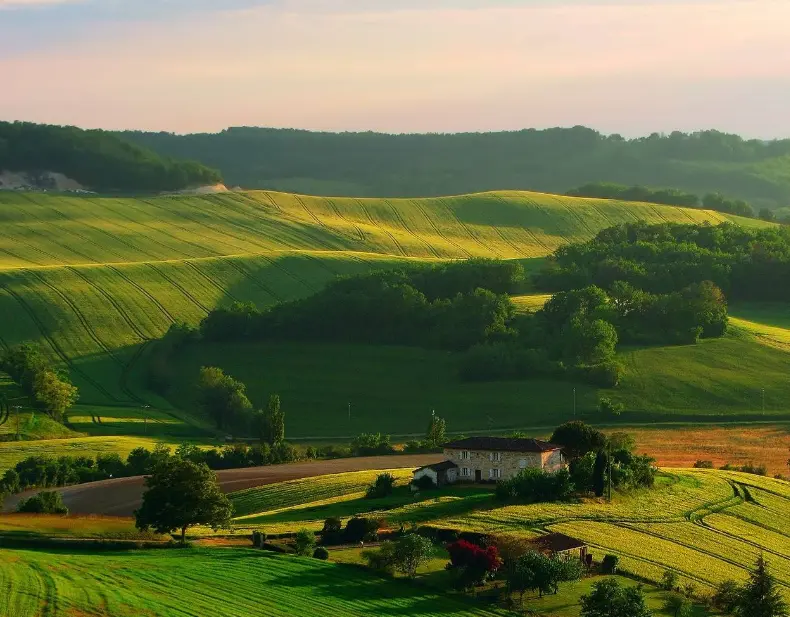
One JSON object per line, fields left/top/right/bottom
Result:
{"left": 226, "top": 468, "right": 790, "bottom": 602}
{"left": 0, "top": 547, "right": 507, "bottom": 617}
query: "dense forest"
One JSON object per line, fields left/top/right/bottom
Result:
{"left": 121, "top": 127, "right": 790, "bottom": 208}
{"left": 0, "top": 122, "right": 222, "bottom": 192}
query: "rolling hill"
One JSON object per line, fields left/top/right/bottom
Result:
{"left": 0, "top": 189, "right": 783, "bottom": 443}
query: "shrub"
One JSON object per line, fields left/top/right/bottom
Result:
{"left": 362, "top": 541, "right": 397, "bottom": 574}
{"left": 601, "top": 554, "right": 619, "bottom": 574}
{"left": 693, "top": 460, "right": 714, "bottom": 469}
{"left": 366, "top": 472, "right": 396, "bottom": 499}
{"left": 412, "top": 474, "right": 437, "bottom": 491}
{"left": 313, "top": 547, "right": 329, "bottom": 560}
{"left": 446, "top": 539, "right": 502, "bottom": 587}
{"left": 344, "top": 517, "right": 381, "bottom": 543}
{"left": 251, "top": 530, "right": 267, "bottom": 548}
{"left": 712, "top": 580, "right": 743, "bottom": 613}
{"left": 17, "top": 491, "right": 68, "bottom": 514}
{"left": 294, "top": 529, "right": 316, "bottom": 556}
{"left": 321, "top": 517, "right": 343, "bottom": 545}
{"left": 495, "top": 468, "right": 575, "bottom": 503}
{"left": 661, "top": 569, "right": 679, "bottom": 591}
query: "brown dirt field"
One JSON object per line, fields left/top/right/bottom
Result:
{"left": 1, "top": 454, "right": 442, "bottom": 517}
{"left": 623, "top": 425, "right": 790, "bottom": 475}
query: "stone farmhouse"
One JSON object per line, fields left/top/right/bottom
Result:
{"left": 412, "top": 436, "right": 566, "bottom": 486}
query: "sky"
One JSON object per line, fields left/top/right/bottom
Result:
{"left": 1, "top": 0, "right": 789, "bottom": 137}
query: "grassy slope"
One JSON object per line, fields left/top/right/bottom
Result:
{"left": 0, "top": 189, "right": 780, "bottom": 443}
{"left": 0, "top": 547, "right": 506, "bottom": 617}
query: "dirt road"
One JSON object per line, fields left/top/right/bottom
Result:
{"left": 2, "top": 454, "right": 442, "bottom": 517}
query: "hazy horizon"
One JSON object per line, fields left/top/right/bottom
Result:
{"left": 2, "top": 0, "right": 789, "bottom": 139}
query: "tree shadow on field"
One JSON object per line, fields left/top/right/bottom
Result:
{"left": 264, "top": 557, "right": 492, "bottom": 616}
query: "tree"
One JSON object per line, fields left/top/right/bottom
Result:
{"left": 425, "top": 411, "right": 447, "bottom": 449}
{"left": 735, "top": 556, "right": 788, "bottom": 617}
{"left": 260, "top": 394, "right": 285, "bottom": 445}
{"left": 664, "top": 593, "right": 693, "bottom": 617}
{"left": 33, "top": 370, "right": 79, "bottom": 421}
{"left": 580, "top": 578, "right": 653, "bottom": 617}
{"left": 593, "top": 450, "right": 608, "bottom": 497}
{"left": 550, "top": 421, "right": 607, "bottom": 460}
{"left": 713, "top": 580, "right": 743, "bottom": 613}
{"left": 294, "top": 529, "right": 316, "bottom": 556}
{"left": 134, "top": 458, "right": 232, "bottom": 543}
{"left": 505, "top": 550, "right": 580, "bottom": 599}
{"left": 660, "top": 569, "right": 679, "bottom": 591}
{"left": 197, "top": 367, "right": 252, "bottom": 432}
{"left": 393, "top": 533, "right": 434, "bottom": 578}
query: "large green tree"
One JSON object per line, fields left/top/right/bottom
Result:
{"left": 134, "top": 458, "right": 232, "bottom": 543}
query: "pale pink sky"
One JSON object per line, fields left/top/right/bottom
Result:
{"left": 1, "top": 0, "right": 789, "bottom": 136}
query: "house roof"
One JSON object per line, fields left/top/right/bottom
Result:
{"left": 443, "top": 436, "right": 561, "bottom": 453}
{"left": 529, "top": 533, "right": 587, "bottom": 554}
{"left": 414, "top": 460, "right": 459, "bottom": 473}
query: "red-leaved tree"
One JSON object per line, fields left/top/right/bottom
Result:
{"left": 447, "top": 539, "right": 502, "bottom": 587}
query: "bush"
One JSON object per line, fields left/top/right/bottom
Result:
{"left": 294, "top": 529, "right": 316, "bottom": 556}
{"left": 712, "top": 580, "right": 743, "bottom": 613}
{"left": 344, "top": 517, "right": 381, "bottom": 543}
{"left": 251, "top": 530, "right": 267, "bottom": 548}
{"left": 366, "top": 472, "right": 396, "bottom": 499}
{"left": 661, "top": 569, "right": 679, "bottom": 591}
{"left": 446, "top": 539, "right": 502, "bottom": 587}
{"left": 601, "top": 554, "right": 619, "bottom": 574}
{"left": 313, "top": 547, "right": 329, "bottom": 560}
{"left": 17, "top": 491, "right": 68, "bottom": 514}
{"left": 321, "top": 517, "right": 343, "bottom": 545}
{"left": 362, "top": 541, "right": 397, "bottom": 574}
{"left": 495, "top": 468, "right": 575, "bottom": 503}
{"left": 693, "top": 460, "right": 714, "bottom": 469}
{"left": 412, "top": 474, "right": 437, "bottom": 491}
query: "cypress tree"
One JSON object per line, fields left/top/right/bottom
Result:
{"left": 736, "top": 555, "right": 788, "bottom": 617}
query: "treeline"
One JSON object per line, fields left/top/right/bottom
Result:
{"left": 200, "top": 259, "right": 524, "bottom": 350}
{"left": 0, "top": 345, "right": 78, "bottom": 422}
{"left": 566, "top": 182, "right": 772, "bottom": 220}
{"left": 538, "top": 221, "right": 790, "bottom": 302}
{"left": 0, "top": 121, "right": 222, "bottom": 192}
{"left": 196, "top": 256, "right": 728, "bottom": 388}
{"left": 121, "top": 127, "right": 790, "bottom": 207}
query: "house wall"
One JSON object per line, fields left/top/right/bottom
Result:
{"left": 443, "top": 447, "right": 565, "bottom": 481}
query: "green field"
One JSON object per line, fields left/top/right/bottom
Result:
{"left": 226, "top": 467, "right": 790, "bottom": 602}
{"left": 0, "top": 547, "right": 507, "bottom": 617}
{"left": 0, "top": 188, "right": 785, "bottom": 449}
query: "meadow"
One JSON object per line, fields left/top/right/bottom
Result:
{"left": 0, "top": 547, "right": 508, "bottom": 617}
{"left": 226, "top": 468, "right": 790, "bottom": 602}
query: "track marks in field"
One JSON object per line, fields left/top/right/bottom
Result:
{"left": 384, "top": 199, "right": 441, "bottom": 258}
{"left": 356, "top": 199, "right": 408, "bottom": 257}
{"left": 437, "top": 198, "right": 504, "bottom": 258}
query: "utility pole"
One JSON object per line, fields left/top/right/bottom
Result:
{"left": 761, "top": 388, "right": 765, "bottom": 413}
{"left": 141, "top": 405, "right": 150, "bottom": 435}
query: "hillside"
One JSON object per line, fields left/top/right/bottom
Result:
{"left": 122, "top": 127, "right": 790, "bottom": 208}
{"left": 0, "top": 189, "right": 782, "bottom": 442}
{"left": 0, "top": 121, "right": 221, "bottom": 193}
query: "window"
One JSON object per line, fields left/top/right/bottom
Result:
{"left": 460, "top": 450, "right": 470, "bottom": 460}
{"left": 519, "top": 459, "right": 527, "bottom": 469}
{"left": 489, "top": 468, "right": 501, "bottom": 479}
{"left": 461, "top": 467, "right": 470, "bottom": 477}
{"left": 493, "top": 452, "right": 502, "bottom": 462}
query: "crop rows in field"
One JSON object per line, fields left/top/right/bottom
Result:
{"left": 0, "top": 548, "right": 505, "bottom": 617}
{"left": 231, "top": 468, "right": 414, "bottom": 518}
